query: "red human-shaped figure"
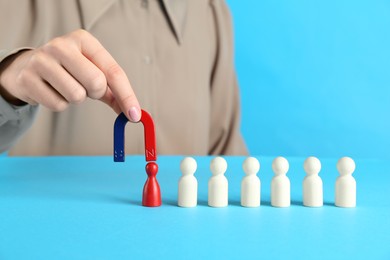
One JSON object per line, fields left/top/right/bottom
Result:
{"left": 142, "top": 162, "right": 162, "bottom": 207}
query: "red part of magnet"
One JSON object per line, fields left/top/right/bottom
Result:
{"left": 140, "top": 110, "right": 157, "bottom": 162}
{"left": 142, "top": 162, "right": 162, "bottom": 207}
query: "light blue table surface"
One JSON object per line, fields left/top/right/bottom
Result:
{"left": 0, "top": 156, "right": 389, "bottom": 259}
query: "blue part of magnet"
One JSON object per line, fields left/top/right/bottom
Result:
{"left": 113, "top": 112, "right": 128, "bottom": 162}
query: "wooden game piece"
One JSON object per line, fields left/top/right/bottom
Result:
{"left": 241, "top": 157, "right": 261, "bottom": 207}
{"left": 271, "top": 156, "right": 291, "bottom": 207}
{"left": 208, "top": 157, "right": 228, "bottom": 207}
{"left": 143, "top": 162, "right": 162, "bottom": 207}
{"left": 335, "top": 157, "right": 356, "bottom": 207}
{"left": 178, "top": 157, "right": 198, "bottom": 207}
{"left": 303, "top": 156, "right": 323, "bottom": 207}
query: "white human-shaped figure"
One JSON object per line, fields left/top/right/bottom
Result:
{"left": 241, "top": 157, "right": 261, "bottom": 207}
{"left": 335, "top": 157, "right": 356, "bottom": 207}
{"left": 208, "top": 157, "right": 228, "bottom": 207}
{"left": 303, "top": 156, "right": 323, "bottom": 207}
{"left": 271, "top": 156, "right": 290, "bottom": 207}
{"left": 178, "top": 157, "right": 198, "bottom": 207}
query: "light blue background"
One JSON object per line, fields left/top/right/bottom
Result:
{"left": 227, "top": 1, "right": 390, "bottom": 159}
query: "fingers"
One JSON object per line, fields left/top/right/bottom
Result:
{"left": 32, "top": 51, "right": 87, "bottom": 104}
{"left": 3, "top": 29, "right": 140, "bottom": 119}
{"left": 99, "top": 87, "right": 122, "bottom": 114}
{"left": 17, "top": 71, "right": 68, "bottom": 112}
{"left": 61, "top": 50, "right": 107, "bottom": 100}
{"left": 43, "top": 39, "right": 107, "bottom": 100}
{"left": 72, "top": 30, "right": 141, "bottom": 122}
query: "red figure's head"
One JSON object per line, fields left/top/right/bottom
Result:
{"left": 146, "top": 162, "right": 158, "bottom": 177}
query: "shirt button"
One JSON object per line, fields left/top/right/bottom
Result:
{"left": 144, "top": 55, "right": 152, "bottom": 65}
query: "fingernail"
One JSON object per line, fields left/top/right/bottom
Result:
{"left": 128, "top": 107, "right": 141, "bottom": 122}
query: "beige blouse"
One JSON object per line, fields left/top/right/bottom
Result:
{"left": 0, "top": 0, "right": 247, "bottom": 156}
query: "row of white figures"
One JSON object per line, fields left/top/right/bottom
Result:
{"left": 177, "top": 156, "right": 356, "bottom": 208}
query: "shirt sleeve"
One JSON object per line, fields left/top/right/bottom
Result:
{"left": 0, "top": 48, "right": 39, "bottom": 153}
{"left": 208, "top": 0, "right": 248, "bottom": 155}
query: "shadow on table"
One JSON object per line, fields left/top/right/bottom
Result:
{"left": 160, "top": 198, "right": 336, "bottom": 208}
{"left": 323, "top": 201, "right": 334, "bottom": 206}
{"left": 230, "top": 200, "right": 307, "bottom": 207}
{"left": 198, "top": 200, "right": 208, "bottom": 207}
{"left": 101, "top": 195, "right": 142, "bottom": 206}
{"left": 0, "top": 167, "right": 147, "bottom": 206}
{"left": 44, "top": 191, "right": 143, "bottom": 206}
{"left": 164, "top": 199, "right": 177, "bottom": 206}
